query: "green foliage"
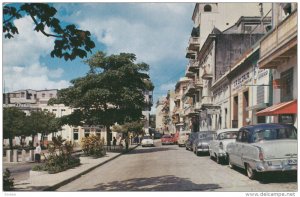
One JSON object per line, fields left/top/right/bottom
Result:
{"left": 81, "top": 135, "right": 106, "bottom": 158}
{"left": 3, "top": 3, "right": 95, "bottom": 61}
{"left": 49, "top": 52, "right": 154, "bottom": 132}
{"left": 3, "top": 107, "right": 27, "bottom": 149}
{"left": 3, "top": 168, "right": 14, "bottom": 191}
{"left": 32, "top": 136, "right": 80, "bottom": 174}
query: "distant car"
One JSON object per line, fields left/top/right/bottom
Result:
{"left": 154, "top": 132, "right": 162, "bottom": 139}
{"left": 161, "top": 134, "right": 174, "bottom": 145}
{"left": 141, "top": 135, "right": 154, "bottom": 147}
{"left": 178, "top": 131, "right": 190, "bottom": 147}
{"left": 185, "top": 132, "right": 198, "bottom": 151}
{"left": 192, "top": 131, "right": 216, "bottom": 155}
{"left": 209, "top": 128, "right": 239, "bottom": 164}
{"left": 227, "top": 123, "right": 297, "bottom": 179}
{"left": 172, "top": 132, "right": 180, "bottom": 144}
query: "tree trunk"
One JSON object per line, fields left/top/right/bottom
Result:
{"left": 106, "top": 126, "right": 112, "bottom": 146}
{"left": 9, "top": 137, "right": 13, "bottom": 150}
{"left": 125, "top": 132, "right": 129, "bottom": 151}
{"left": 31, "top": 134, "right": 35, "bottom": 148}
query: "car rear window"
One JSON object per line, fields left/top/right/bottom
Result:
{"left": 254, "top": 127, "right": 297, "bottom": 142}
{"left": 143, "top": 136, "right": 152, "bottom": 139}
{"left": 162, "top": 135, "right": 172, "bottom": 138}
{"left": 218, "top": 131, "right": 238, "bottom": 140}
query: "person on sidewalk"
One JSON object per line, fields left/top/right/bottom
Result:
{"left": 34, "top": 143, "right": 41, "bottom": 163}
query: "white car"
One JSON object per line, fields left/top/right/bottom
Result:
{"left": 209, "top": 128, "right": 239, "bottom": 164}
{"left": 141, "top": 136, "right": 154, "bottom": 147}
{"left": 177, "top": 131, "right": 190, "bottom": 147}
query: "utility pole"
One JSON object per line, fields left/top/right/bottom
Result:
{"left": 259, "top": 3, "right": 264, "bottom": 33}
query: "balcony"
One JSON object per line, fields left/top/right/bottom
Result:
{"left": 194, "top": 79, "right": 203, "bottom": 89}
{"left": 187, "top": 37, "right": 200, "bottom": 51}
{"left": 201, "top": 64, "right": 213, "bottom": 79}
{"left": 259, "top": 10, "right": 297, "bottom": 69}
{"left": 184, "top": 105, "right": 198, "bottom": 117}
{"left": 201, "top": 96, "right": 212, "bottom": 106}
{"left": 183, "top": 82, "right": 196, "bottom": 97}
{"left": 187, "top": 60, "right": 199, "bottom": 73}
{"left": 186, "top": 47, "right": 197, "bottom": 59}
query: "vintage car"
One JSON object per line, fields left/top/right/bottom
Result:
{"left": 192, "top": 131, "right": 216, "bottom": 155}
{"left": 178, "top": 131, "right": 190, "bottom": 147}
{"left": 227, "top": 123, "right": 297, "bottom": 179}
{"left": 209, "top": 128, "right": 239, "bottom": 164}
{"left": 161, "top": 134, "right": 174, "bottom": 145}
{"left": 141, "top": 135, "right": 154, "bottom": 147}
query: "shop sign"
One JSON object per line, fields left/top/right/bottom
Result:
{"left": 232, "top": 71, "right": 251, "bottom": 91}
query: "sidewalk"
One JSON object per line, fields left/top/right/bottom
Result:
{"left": 13, "top": 144, "right": 139, "bottom": 191}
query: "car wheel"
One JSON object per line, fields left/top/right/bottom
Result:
{"left": 246, "top": 163, "right": 257, "bottom": 180}
{"left": 185, "top": 146, "right": 188, "bottom": 150}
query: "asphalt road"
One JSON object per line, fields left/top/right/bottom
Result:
{"left": 57, "top": 140, "right": 297, "bottom": 192}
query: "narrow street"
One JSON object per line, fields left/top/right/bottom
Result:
{"left": 57, "top": 140, "right": 297, "bottom": 192}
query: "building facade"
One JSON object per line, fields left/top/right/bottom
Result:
{"left": 257, "top": 3, "right": 297, "bottom": 127}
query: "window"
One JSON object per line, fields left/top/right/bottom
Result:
{"left": 42, "top": 93, "right": 45, "bottom": 98}
{"left": 281, "top": 68, "right": 293, "bottom": 102}
{"left": 241, "top": 130, "right": 250, "bottom": 143}
{"left": 73, "top": 129, "right": 79, "bottom": 140}
{"left": 236, "top": 131, "right": 242, "bottom": 142}
{"left": 52, "top": 109, "right": 57, "bottom": 112}
{"left": 204, "top": 4, "right": 212, "bottom": 12}
{"left": 254, "top": 127, "right": 297, "bottom": 142}
{"left": 50, "top": 93, "right": 53, "bottom": 98}
{"left": 21, "top": 92, "right": 25, "bottom": 98}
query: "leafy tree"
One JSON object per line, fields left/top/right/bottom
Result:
{"left": 3, "top": 3, "right": 95, "bottom": 61}
{"left": 24, "top": 110, "right": 62, "bottom": 147}
{"left": 49, "top": 51, "right": 154, "bottom": 145}
{"left": 3, "top": 107, "right": 26, "bottom": 150}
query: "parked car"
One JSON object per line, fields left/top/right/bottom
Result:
{"left": 209, "top": 128, "right": 239, "bottom": 164}
{"left": 154, "top": 132, "right": 162, "bottom": 139}
{"left": 192, "top": 131, "right": 216, "bottom": 155}
{"left": 185, "top": 132, "right": 198, "bottom": 151}
{"left": 141, "top": 135, "right": 154, "bottom": 147}
{"left": 161, "top": 134, "right": 175, "bottom": 145}
{"left": 172, "top": 132, "right": 180, "bottom": 144}
{"left": 178, "top": 131, "right": 190, "bottom": 147}
{"left": 227, "top": 123, "right": 297, "bottom": 179}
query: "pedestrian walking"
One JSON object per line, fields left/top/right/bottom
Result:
{"left": 34, "top": 143, "right": 41, "bottom": 163}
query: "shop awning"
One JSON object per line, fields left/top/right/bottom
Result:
{"left": 256, "top": 99, "right": 297, "bottom": 116}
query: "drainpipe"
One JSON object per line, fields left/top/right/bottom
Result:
{"left": 268, "top": 70, "right": 273, "bottom": 106}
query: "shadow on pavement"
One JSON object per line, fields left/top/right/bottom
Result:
{"left": 229, "top": 165, "right": 297, "bottom": 183}
{"left": 258, "top": 172, "right": 297, "bottom": 184}
{"left": 79, "top": 175, "right": 222, "bottom": 191}
{"left": 127, "top": 147, "right": 178, "bottom": 155}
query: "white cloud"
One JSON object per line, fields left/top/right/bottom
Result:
{"left": 3, "top": 15, "right": 69, "bottom": 91}
{"left": 71, "top": 3, "right": 193, "bottom": 64}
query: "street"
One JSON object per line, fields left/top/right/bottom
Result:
{"left": 57, "top": 140, "right": 297, "bottom": 192}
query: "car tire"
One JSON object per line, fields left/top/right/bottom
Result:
{"left": 246, "top": 163, "right": 258, "bottom": 180}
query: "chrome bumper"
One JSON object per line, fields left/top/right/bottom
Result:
{"left": 253, "top": 159, "right": 297, "bottom": 172}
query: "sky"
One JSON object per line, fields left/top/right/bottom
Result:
{"left": 2, "top": 3, "right": 195, "bottom": 114}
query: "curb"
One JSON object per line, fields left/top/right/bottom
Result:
{"left": 43, "top": 144, "right": 139, "bottom": 191}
